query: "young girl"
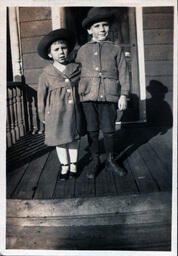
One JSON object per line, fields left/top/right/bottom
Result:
{"left": 37, "top": 28, "right": 81, "bottom": 180}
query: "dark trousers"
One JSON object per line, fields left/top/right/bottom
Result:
{"left": 82, "top": 102, "right": 117, "bottom": 156}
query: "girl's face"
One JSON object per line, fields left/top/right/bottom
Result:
{"left": 48, "top": 40, "right": 69, "bottom": 64}
{"left": 87, "top": 21, "right": 109, "bottom": 41}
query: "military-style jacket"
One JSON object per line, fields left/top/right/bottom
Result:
{"left": 76, "top": 40, "right": 130, "bottom": 103}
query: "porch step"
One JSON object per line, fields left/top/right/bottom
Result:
{"left": 6, "top": 192, "right": 171, "bottom": 250}
{"left": 7, "top": 191, "right": 171, "bottom": 226}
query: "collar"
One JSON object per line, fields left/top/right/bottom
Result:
{"left": 88, "top": 38, "right": 112, "bottom": 44}
{"left": 44, "top": 63, "right": 80, "bottom": 79}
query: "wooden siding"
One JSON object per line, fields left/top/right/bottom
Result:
{"left": 19, "top": 7, "right": 51, "bottom": 22}
{"left": 143, "top": 7, "right": 174, "bottom": 14}
{"left": 18, "top": 8, "right": 52, "bottom": 132}
{"left": 19, "top": 7, "right": 52, "bottom": 90}
{"left": 143, "top": 7, "right": 173, "bottom": 110}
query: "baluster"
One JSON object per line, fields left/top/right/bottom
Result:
{"left": 8, "top": 87, "right": 16, "bottom": 144}
{"left": 38, "top": 120, "right": 45, "bottom": 134}
{"left": 25, "top": 86, "right": 32, "bottom": 132}
{"left": 12, "top": 86, "right": 20, "bottom": 141}
{"left": 22, "top": 85, "right": 30, "bottom": 133}
{"left": 31, "top": 92, "right": 38, "bottom": 134}
{"left": 21, "top": 86, "right": 27, "bottom": 133}
{"left": 16, "top": 85, "right": 25, "bottom": 137}
{"left": 6, "top": 97, "right": 12, "bottom": 148}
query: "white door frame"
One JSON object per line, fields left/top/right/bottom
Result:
{"left": 136, "top": 7, "right": 147, "bottom": 122}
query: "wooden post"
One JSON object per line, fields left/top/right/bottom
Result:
{"left": 9, "top": 7, "right": 23, "bottom": 82}
{"left": 51, "top": 7, "right": 66, "bottom": 29}
{"left": 136, "top": 7, "right": 146, "bottom": 122}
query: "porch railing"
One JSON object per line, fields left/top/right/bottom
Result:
{"left": 7, "top": 82, "right": 43, "bottom": 148}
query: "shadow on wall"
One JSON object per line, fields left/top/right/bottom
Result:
{"left": 146, "top": 80, "right": 173, "bottom": 126}
{"left": 113, "top": 80, "right": 173, "bottom": 162}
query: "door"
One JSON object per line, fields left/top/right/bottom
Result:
{"left": 65, "top": 7, "right": 141, "bottom": 123}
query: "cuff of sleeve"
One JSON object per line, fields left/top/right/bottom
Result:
{"left": 121, "top": 89, "right": 129, "bottom": 97}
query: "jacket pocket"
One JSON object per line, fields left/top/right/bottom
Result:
{"left": 78, "top": 79, "right": 91, "bottom": 96}
{"left": 104, "top": 78, "right": 120, "bottom": 96}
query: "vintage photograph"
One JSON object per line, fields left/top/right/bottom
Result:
{"left": 4, "top": 1, "right": 176, "bottom": 254}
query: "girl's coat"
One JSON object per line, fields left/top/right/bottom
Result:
{"left": 38, "top": 63, "right": 80, "bottom": 146}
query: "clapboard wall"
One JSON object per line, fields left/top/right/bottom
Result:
{"left": 19, "top": 7, "right": 52, "bottom": 90}
{"left": 143, "top": 7, "right": 174, "bottom": 109}
{"left": 18, "top": 7, "right": 174, "bottom": 124}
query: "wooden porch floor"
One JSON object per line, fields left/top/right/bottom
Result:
{"left": 7, "top": 124, "right": 172, "bottom": 199}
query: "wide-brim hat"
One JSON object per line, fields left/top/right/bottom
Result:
{"left": 37, "top": 28, "right": 75, "bottom": 60}
{"left": 82, "top": 7, "right": 113, "bottom": 29}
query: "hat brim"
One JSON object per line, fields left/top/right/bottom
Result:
{"left": 37, "top": 29, "right": 75, "bottom": 60}
{"left": 82, "top": 14, "right": 112, "bottom": 29}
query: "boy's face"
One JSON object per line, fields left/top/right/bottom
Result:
{"left": 48, "top": 40, "right": 68, "bottom": 64}
{"left": 87, "top": 21, "right": 109, "bottom": 41}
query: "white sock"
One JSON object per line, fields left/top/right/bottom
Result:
{"left": 68, "top": 141, "right": 79, "bottom": 173}
{"left": 56, "top": 145, "right": 69, "bottom": 174}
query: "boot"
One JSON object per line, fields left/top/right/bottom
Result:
{"left": 105, "top": 153, "right": 127, "bottom": 176}
{"left": 86, "top": 154, "right": 100, "bottom": 179}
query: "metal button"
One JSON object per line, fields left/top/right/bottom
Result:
{"left": 65, "top": 78, "right": 69, "bottom": 82}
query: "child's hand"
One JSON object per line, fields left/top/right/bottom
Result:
{"left": 118, "top": 95, "right": 127, "bottom": 111}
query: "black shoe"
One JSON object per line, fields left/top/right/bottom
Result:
{"left": 69, "top": 172, "right": 77, "bottom": 179}
{"left": 58, "top": 164, "right": 69, "bottom": 181}
{"left": 69, "top": 162, "right": 77, "bottom": 179}
{"left": 105, "top": 153, "right": 127, "bottom": 176}
{"left": 86, "top": 155, "right": 100, "bottom": 179}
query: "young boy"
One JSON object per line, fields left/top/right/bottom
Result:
{"left": 76, "top": 7, "right": 130, "bottom": 179}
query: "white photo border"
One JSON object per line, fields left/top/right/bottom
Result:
{"left": 0, "top": 0, "right": 177, "bottom": 255}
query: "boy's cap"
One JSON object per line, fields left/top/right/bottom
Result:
{"left": 82, "top": 7, "right": 113, "bottom": 29}
{"left": 37, "top": 28, "right": 75, "bottom": 60}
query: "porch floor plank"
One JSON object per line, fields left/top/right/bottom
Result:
{"left": 74, "top": 164, "right": 95, "bottom": 198}
{"left": 127, "top": 149, "right": 159, "bottom": 193}
{"left": 54, "top": 178, "right": 76, "bottom": 199}
{"left": 7, "top": 163, "right": 29, "bottom": 198}
{"left": 138, "top": 143, "right": 172, "bottom": 191}
{"left": 95, "top": 154, "right": 117, "bottom": 196}
{"left": 149, "top": 139, "right": 172, "bottom": 175}
{"left": 7, "top": 125, "right": 172, "bottom": 199}
{"left": 111, "top": 158, "right": 139, "bottom": 195}
{"left": 11, "top": 152, "right": 49, "bottom": 199}
{"left": 33, "top": 150, "right": 59, "bottom": 199}
{"left": 7, "top": 134, "right": 47, "bottom": 170}
{"left": 74, "top": 136, "right": 96, "bottom": 198}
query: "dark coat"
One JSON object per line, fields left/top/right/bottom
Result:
{"left": 76, "top": 40, "right": 130, "bottom": 102}
{"left": 38, "top": 63, "right": 81, "bottom": 146}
